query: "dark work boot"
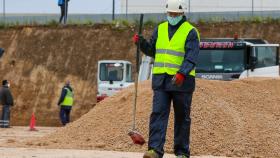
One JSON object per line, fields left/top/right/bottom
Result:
{"left": 143, "top": 149, "right": 160, "bottom": 158}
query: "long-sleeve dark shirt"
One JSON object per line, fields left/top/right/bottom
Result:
{"left": 139, "top": 16, "right": 200, "bottom": 92}
{"left": 0, "top": 86, "right": 14, "bottom": 106}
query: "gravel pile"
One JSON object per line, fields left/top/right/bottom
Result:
{"left": 15, "top": 78, "right": 280, "bottom": 157}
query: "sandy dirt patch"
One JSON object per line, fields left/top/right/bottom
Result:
{"left": 5, "top": 78, "right": 280, "bottom": 158}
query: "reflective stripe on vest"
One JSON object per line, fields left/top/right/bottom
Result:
{"left": 153, "top": 21, "right": 199, "bottom": 76}
{"left": 61, "top": 88, "right": 73, "bottom": 106}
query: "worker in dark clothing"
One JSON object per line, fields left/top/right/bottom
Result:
{"left": 0, "top": 80, "right": 14, "bottom": 128}
{"left": 58, "top": 0, "right": 70, "bottom": 24}
{"left": 57, "top": 81, "right": 74, "bottom": 126}
{"left": 0, "top": 48, "right": 4, "bottom": 58}
{"left": 133, "top": 0, "right": 200, "bottom": 158}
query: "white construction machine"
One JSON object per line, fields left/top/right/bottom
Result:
{"left": 97, "top": 60, "right": 134, "bottom": 102}
{"left": 97, "top": 57, "right": 153, "bottom": 102}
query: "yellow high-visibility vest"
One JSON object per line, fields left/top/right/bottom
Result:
{"left": 153, "top": 21, "right": 200, "bottom": 76}
{"left": 61, "top": 88, "right": 73, "bottom": 106}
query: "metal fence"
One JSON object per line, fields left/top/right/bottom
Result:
{"left": 1, "top": 11, "right": 280, "bottom": 25}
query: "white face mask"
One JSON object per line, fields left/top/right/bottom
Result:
{"left": 167, "top": 15, "right": 183, "bottom": 26}
{"left": 7, "top": 83, "right": 10, "bottom": 88}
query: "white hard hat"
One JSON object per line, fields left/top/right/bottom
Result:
{"left": 166, "top": 0, "right": 186, "bottom": 13}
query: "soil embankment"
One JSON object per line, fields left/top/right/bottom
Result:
{"left": 0, "top": 22, "right": 279, "bottom": 126}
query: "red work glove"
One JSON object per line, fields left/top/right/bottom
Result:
{"left": 172, "top": 73, "right": 185, "bottom": 87}
{"left": 133, "top": 34, "right": 139, "bottom": 44}
{"left": 133, "top": 34, "right": 145, "bottom": 45}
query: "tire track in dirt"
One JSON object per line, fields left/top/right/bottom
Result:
{"left": 214, "top": 99, "right": 247, "bottom": 157}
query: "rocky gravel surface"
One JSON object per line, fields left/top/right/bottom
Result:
{"left": 8, "top": 78, "right": 280, "bottom": 158}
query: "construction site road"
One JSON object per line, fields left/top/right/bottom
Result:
{"left": 0, "top": 148, "right": 231, "bottom": 158}
{"left": 0, "top": 126, "right": 59, "bottom": 145}
{"left": 0, "top": 127, "right": 232, "bottom": 158}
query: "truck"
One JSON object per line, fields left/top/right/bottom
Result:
{"left": 97, "top": 37, "right": 279, "bottom": 101}
{"left": 197, "top": 37, "right": 279, "bottom": 80}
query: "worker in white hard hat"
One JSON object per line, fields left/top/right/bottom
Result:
{"left": 133, "top": 0, "right": 200, "bottom": 158}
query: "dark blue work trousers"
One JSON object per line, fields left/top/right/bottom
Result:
{"left": 59, "top": 2, "right": 68, "bottom": 24}
{"left": 0, "top": 105, "right": 10, "bottom": 128}
{"left": 59, "top": 106, "right": 72, "bottom": 126}
{"left": 148, "top": 90, "right": 193, "bottom": 158}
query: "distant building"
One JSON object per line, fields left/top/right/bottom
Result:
{"left": 120, "top": 0, "right": 280, "bottom": 14}
{"left": 120, "top": 0, "right": 165, "bottom": 14}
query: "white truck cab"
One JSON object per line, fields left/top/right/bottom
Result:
{"left": 239, "top": 44, "right": 280, "bottom": 78}
{"left": 97, "top": 60, "right": 133, "bottom": 102}
{"left": 197, "top": 38, "right": 279, "bottom": 80}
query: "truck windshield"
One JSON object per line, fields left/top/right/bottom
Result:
{"left": 196, "top": 49, "right": 245, "bottom": 73}
{"left": 254, "top": 46, "right": 278, "bottom": 68}
{"left": 100, "top": 63, "right": 124, "bottom": 81}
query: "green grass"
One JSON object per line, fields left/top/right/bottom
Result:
{"left": 0, "top": 16, "right": 279, "bottom": 29}
{"left": 197, "top": 18, "right": 206, "bottom": 25}
{"left": 239, "top": 16, "right": 280, "bottom": 24}
{"left": 46, "top": 20, "right": 59, "bottom": 27}
{"left": 144, "top": 19, "right": 157, "bottom": 27}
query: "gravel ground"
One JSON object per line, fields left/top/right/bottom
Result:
{"left": 0, "top": 148, "right": 233, "bottom": 158}
{"left": 0, "top": 127, "right": 58, "bottom": 146}
{"left": 7, "top": 78, "right": 280, "bottom": 158}
{"left": 0, "top": 127, "right": 231, "bottom": 158}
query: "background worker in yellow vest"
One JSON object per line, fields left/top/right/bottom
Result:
{"left": 57, "top": 81, "right": 74, "bottom": 126}
{"left": 133, "top": 0, "right": 200, "bottom": 157}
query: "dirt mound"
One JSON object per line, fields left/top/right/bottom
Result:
{"left": 11, "top": 78, "right": 280, "bottom": 157}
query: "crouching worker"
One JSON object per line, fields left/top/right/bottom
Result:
{"left": 0, "top": 80, "right": 14, "bottom": 128}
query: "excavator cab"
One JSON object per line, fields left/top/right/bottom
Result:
{"left": 97, "top": 60, "right": 133, "bottom": 102}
